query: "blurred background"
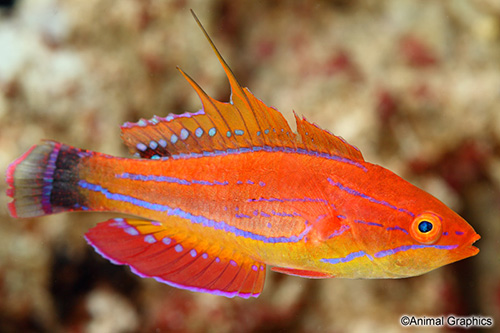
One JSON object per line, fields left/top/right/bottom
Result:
{"left": 0, "top": 0, "right": 499, "bottom": 332}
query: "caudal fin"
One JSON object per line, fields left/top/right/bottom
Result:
{"left": 6, "top": 141, "right": 90, "bottom": 218}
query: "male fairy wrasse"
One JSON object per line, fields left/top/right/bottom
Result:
{"left": 6, "top": 12, "right": 479, "bottom": 298}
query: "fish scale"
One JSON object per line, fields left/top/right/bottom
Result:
{"left": 5, "top": 10, "right": 479, "bottom": 298}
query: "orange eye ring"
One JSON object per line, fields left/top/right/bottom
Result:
{"left": 410, "top": 212, "right": 442, "bottom": 244}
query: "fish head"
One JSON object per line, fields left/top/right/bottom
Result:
{"left": 323, "top": 165, "right": 480, "bottom": 279}
{"left": 354, "top": 168, "right": 481, "bottom": 278}
{"left": 375, "top": 208, "right": 480, "bottom": 278}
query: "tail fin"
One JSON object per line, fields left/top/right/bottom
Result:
{"left": 6, "top": 141, "right": 90, "bottom": 218}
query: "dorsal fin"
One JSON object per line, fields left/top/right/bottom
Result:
{"left": 294, "top": 112, "right": 363, "bottom": 161}
{"left": 120, "top": 10, "right": 364, "bottom": 163}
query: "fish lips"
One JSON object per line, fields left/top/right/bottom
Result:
{"left": 460, "top": 232, "right": 481, "bottom": 258}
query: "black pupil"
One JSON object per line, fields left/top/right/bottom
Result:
{"left": 418, "top": 221, "right": 433, "bottom": 233}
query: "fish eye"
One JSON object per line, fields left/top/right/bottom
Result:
{"left": 418, "top": 220, "right": 433, "bottom": 233}
{"left": 410, "top": 212, "right": 442, "bottom": 244}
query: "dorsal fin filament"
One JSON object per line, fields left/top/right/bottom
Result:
{"left": 189, "top": 10, "right": 252, "bottom": 115}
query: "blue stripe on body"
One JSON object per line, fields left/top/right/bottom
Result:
{"left": 343, "top": 217, "right": 410, "bottom": 235}
{"left": 160, "top": 145, "right": 367, "bottom": 172}
{"left": 321, "top": 251, "right": 373, "bottom": 264}
{"left": 354, "top": 219, "right": 383, "bottom": 227}
{"left": 79, "top": 180, "right": 311, "bottom": 244}
{"left": 247, "top": 197, "right": 329, "bottom": 205}
{"left": 327, "top": 178, "right": 415, "bottom": 217}
{"left": 116, "top": 173, "right": 229, "bottom": 186}
{"left": 326, "top": 224, "right": 350, "bottom": 239}
{"left": 235, "top": 213, "right": 252, "bottom": 218}
{"left": 271, "top": 210, "right": 300, "bottom": 217}
{"left": 321, "top": 244, "right": 458, "bottom": 265}
{"left": 247, "top": 197, "right": 411, "bottom": 238}
{"left": 117, "top": 173, "right": 271, "bottom": 188}
{"left": 235, "top": 210, "right": 301, "bottom": 219}
{"left": 374, "top": 244, "right": 458, "bottom": 258}
{"left": 386, "top": 226, "right": 409, "bottom": 234}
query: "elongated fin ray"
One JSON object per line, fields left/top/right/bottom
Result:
{"left": 120, "top": 11, "right": 363, "bottom": 163}
{"left": 85, "top": 218, "right": 266, "bottom": 298}
{"left": 189, "top": 10, "right": 250, "bottom": 116}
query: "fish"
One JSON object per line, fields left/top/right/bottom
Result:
{"left": 6, "top": 11, "right": 480, "bottom": 299}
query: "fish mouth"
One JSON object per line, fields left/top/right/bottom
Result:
{"left": 466, "top": 233, "right": 481, "bottom": 257}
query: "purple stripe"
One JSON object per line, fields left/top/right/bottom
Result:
{"left": 374, "top": 244, "right": 458, "bottom": 258}
{"left": 271, "top": 210, "right": 300, "bottom": 217}
{"left": 354, "top": 219, "right": 383, "bottom": 227}
{"left": 163, "top": 146, "right": 367, "bottom": 171}
{"left": 235, "top": 213, "right": 252, "bottom": 218}
{"left": 39, "top": 143, "right": 62, "bottom": 214}
{"left": 327, "top": 178, "right": 415, "bottom": 217}
{"left": 326, "top": 225, "right": 350, "bottom": 239}
{"left": 345, "top": 217, "right": 409, "bottom": 235}
{"left": 321, "top": 251, "right": 373, "bottom": 264}
{"left": 236, "top": 210, "right": 299, "bottom": 219}
{"left": 117, "top": 173, "right": 228, "bottom": 186}
{"left": 321, "top": 243, "right": 457, "bottom": 265}
{"left": 386, "top": 226, "right": 409, "bottom": 234}
{"left": 248, "top": 197, "right": 329, "bottom": 205}
{"left": 79, "top": 180, "right": 311, "bottom": 244}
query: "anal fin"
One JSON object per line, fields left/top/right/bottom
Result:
{"left": 271, "top": 266, "right": 334, "bottom": 279}
{"left": 85, "top": 217, "right": 266, "bottom": 298}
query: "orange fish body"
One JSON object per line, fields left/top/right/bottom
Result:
{"left": 6, "top": 12, "right": 479, "bottom": 298}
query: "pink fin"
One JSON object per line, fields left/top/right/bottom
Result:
{"left": 85, "top": 218, "right": 266, "bottom": 298}
{"left": 120, "top": 12, "right": 364, "bottom": 164}
{"left": 271, "top": 266, "right": 334, "bottom": 279}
